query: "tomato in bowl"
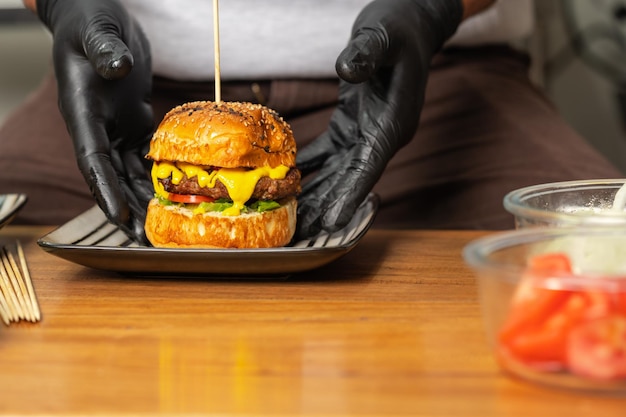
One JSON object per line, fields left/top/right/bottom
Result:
{"left": 463, "top": 228, "right": 626, "bottom": 393}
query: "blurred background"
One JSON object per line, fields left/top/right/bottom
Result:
{"left": 0, "top": 0, "right": 50, "bottom": 124}
{"left": 1, "top": 0, "right": 625, "bottom": 171}
{"left": 532, "top": 0, "right": 626, "bottom": 171}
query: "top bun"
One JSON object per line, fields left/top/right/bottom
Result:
{"left": 146, "top": 101, "right": 297, "bottom": 168}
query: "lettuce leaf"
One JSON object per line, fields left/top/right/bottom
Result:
{"left": 249, "top": 200, "right": 281, "bottom": 212}
{"left": 157, "top": 195, "right": 281, "bottom": 213}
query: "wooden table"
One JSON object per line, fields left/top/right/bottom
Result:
{"left": 0, "top": 226, "right": 624, "bottom": 416}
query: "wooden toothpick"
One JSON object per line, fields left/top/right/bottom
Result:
{"left": 17, "top": 241, "right": 40, "bottom": 321}
{"left": 0, "top": 243, "right": 41, "bottom": 326}
{"left": 213, "top": 0, "right": 222, "bottom": 103}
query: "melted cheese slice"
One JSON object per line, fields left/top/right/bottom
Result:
{"left": 151, "top": 161, "right": 289, "bottom": 216}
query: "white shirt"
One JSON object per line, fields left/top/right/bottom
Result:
{"left": 120, "top": 0, "right": 535, "bottom": 81}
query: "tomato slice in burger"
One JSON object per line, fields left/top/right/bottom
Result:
{"left": 167, "top": 193, "right": 215, "bottom": 204}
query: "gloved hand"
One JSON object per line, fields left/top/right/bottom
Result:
{"left": 295, "top": 0, "right": 464, "bottom": 238}
{"left": 36, "top": 0, "right": 154, "bottom": 242}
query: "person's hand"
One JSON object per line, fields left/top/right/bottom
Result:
{"left": 36, "top": 0, "right": 153, "bottom": 242}
{"left": 295, "top": 0, "right": 463, "bottom": 238}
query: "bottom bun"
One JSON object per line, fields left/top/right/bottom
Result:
{"left": 144, "top": 197, "right": 297, "bottom": 248}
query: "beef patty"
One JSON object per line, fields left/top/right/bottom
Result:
{"left": 159, "top": 168, "right": 301, "bottom": 201}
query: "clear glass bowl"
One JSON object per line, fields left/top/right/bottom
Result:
{"left": 504, "top": 179, "right": 626, "bottom": 228}
{"left": 463, "top": 228, "right": 626, "bottom": 394}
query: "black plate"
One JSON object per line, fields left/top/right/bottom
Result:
{"left": 37, "top": 193, "right": 379, "bottom": 276}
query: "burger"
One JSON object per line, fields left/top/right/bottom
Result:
{"left": 144, "top": 100, "right": 300, "bottom": 248}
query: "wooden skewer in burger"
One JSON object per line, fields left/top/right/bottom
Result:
{"left": 143, "top": 0, "right": 300, "bottom": 248}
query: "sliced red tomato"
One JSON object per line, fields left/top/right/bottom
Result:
{"left": 499, "top": 283, "right": 569, "bottom": 343}
{"left": 499, "top": 253, "right": 573, "bottom": 342}
{"left": 567, "top": 314, "right": 626, "bottom": 380}
{"left": 499, "top": 326, "right": 567, "bottom": 370}
{"left": 501, "top": 291, "right": 612, "bottom": 367}
{"left": 498, "top": 252, "right": 626, "bottom": 376}
{"left": 616, "top": 291, "right": 626, "bottom": 316}
{"left": 499, "top": 253, "right": 578, "bottom": 368}
{"left": 526, "top": 252, "right": 573, "bottom": 273}
{"left": 167, "top": 193, "right": 215, "bottom": 204}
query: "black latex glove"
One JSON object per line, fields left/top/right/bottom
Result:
{"left": 36, "top": 0, "right": 154, "bottom": 242}
{"left": 296, "top": 0, "right": 464, "bottom": 238}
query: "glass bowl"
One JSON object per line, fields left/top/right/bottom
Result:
{"left": 463, "top": 227, "right": 626, "bottom": 394}
{"left": 503, "top": 179, "right": 626, "bottom": 228}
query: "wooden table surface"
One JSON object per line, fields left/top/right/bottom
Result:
{"left": 0, "top": 226, "right": 624, "bottom": 416}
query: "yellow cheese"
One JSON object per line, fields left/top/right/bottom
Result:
{"left": 151, "top": 161, "right": 289, "bottom": 216}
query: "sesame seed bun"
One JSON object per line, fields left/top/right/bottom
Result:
{"left": 144, "top": 197, "right": 297, "bottom": 249}
{"left": 146, "top": 101, "right": 297, "bottom": 168}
